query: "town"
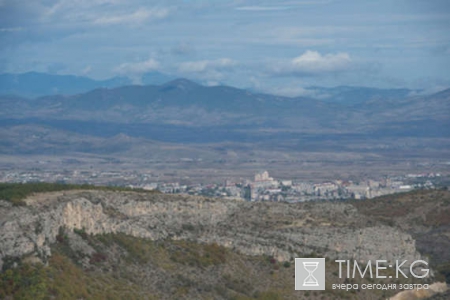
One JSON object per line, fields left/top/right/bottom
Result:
{"left": 0, "top": 169, "right": 444, "bottom": 202}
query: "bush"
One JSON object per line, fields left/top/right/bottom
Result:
{"left": 73, "top": 228, "right": 88, "bottom": 240}
{"left": 89, "top": 252, "right": 107, "bottom": 265}
{"left": 0, "top": 263, "right": 47, "bottom": 300}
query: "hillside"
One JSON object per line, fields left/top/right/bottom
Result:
{"left": 351, "top": 190, "right": 450, "bottom": 282}
{"left": 0, "top": 185, "right": 449, "bottom": 299}
{"left": 1, "top": 80, "right": 448, "bottom": 132}
{"left": 1, "top": 80, "right": 449, "bottom": 169}
{"left": 0, "top": 72, "right": 174, "bottom": 98}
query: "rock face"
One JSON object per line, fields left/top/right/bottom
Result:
{"left": 0, "top": 190, "right": 421, "bottom": 270}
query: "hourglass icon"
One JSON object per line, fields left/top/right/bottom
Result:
{"left": 303, "top": 261, "right": 319, "bottom": 286}
{"left": 295, "top": 258, "right": 325, "bottom": 290}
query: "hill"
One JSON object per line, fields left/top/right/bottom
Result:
{"left": 304, "top": 85, "right": 416, "bottom": 105}
{"left": 0, "top": 185, "right": 449, "bottom": 299}
{"left": 0, "top": 71, "right": 175, "bottom": 98}
{"left": 0, "top": 81, "right": 449, "bottom": 171}
{"left": 351, "top": 189, "right": 450, "bottom": 282}
{"left": 0, "top": 72, "right": 132, "bottom": 98}
{"left": 1, "top": 80, "right": 449, "bottom": 136}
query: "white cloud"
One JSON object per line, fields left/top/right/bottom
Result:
{"left": 292, "top": 50, "right": 351, "bottom": 72}
{"left": 93, "top": 7, "right": 169, "bottom": 25}
{"left": 43, "top": 0, "right": 122, "bottom": 20}
{"left": 264, "top": 86, "right": 311, "bottom": 97}
{"left": 114, "top": 58, "right": 160, "bottom": 76}
{"left": 236, "top": 6, "right": 290, "bottom": 11}
{"left": 235, "top": 1, "right": 332, "bottom": 11}
{"left": 272, "top": 50, "right": 352, "bottom": 76}
{"left": 261, "top": 85, "right": 327, "bottom": 98}
{"left": 40, "top": 1, "right": 169, "bottom": 26}
{"left": 178, "top": 58, "right": 236, "bottom": 73}
{"left": 82, "top": 65, "right": 92, "bottom": 75}
{"left": 177, "top": 58, "right": 237, "bottom": 82}
{"left": 205, "top": 81, "right": 220, "bottom": 86}
{"left": 171, "top": 42, "right": 194, "bottom": 56}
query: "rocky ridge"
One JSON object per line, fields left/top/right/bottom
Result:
{"left": 0, "top": 190, "right": 421, "bottom": 271}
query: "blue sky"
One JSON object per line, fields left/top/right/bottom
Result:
{"left": 0, "top": 0, "right": 449, "bottom": 96}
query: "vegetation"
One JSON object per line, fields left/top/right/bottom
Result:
{"left": 1, "top": 231, "right": 429, "bottom": 300}
{"left": 0, "top": 254, "right": 149, "bottom": 300}
{"left": 0, "top": 263, "right": 47, "bottom": 300}
{"left": 1, "top": 189, "right": 448, "bottom": 299}
{"left": 350, "top": 189, "right": 450, "bottom": 222}
{"left": 0, "top": 182, "right": 159, "bottom": 206}
{"left": 351, "top": 189, "right": 450, "bottom": 284}
{"left": 169, "top": 240, "right": 227, "bottom": 268}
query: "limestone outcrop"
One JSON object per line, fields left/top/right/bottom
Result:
{"left": 0, "top": 190, "right": 421, "bottom": 270}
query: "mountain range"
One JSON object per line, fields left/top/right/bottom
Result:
{"left": 0, "top": 71, "right": 174, "bottom": 98}
{"left": 0, "top": 71, "right": 424, "bottom": 103}
{"left": 0, "top": 73, "right": 449, "bottom": 162}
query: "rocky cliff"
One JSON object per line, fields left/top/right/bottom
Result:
{"left": 0, "top": 190, "right": 421, "bottom": 270}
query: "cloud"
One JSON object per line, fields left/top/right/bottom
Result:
{"left": 0, "top": 27, "right": 23, "bottom": 32}
{"left": 39, "top": 1, "right": 169, "bottom": 26}
{"left": 271, "top": 50, "right": 352, "bottom": 76}
{"left": 177, "top": 58, "right": 238, "bottom": 82}
{"left": 115, "top": 58, "right": 159, "bottom": 74}
{"left": 236, "top": 6, "right": 291, "bottom": 11}
{"left": 235, "top": 1, "right": 333, "bottom": 11}
{"left": 93, "top": 7, "right": 169, "bottom": 25}
{"left": 114, "top": 58, "right": 160, "bottom": 76}
{"left": 263, "top": 86, "right": 313, "bottom": 97}
{"left": 178, "top": 58, "right": 236, "bottom": 73}
{"left": 260, "top": 84, "right": 332, "bottom": 98}
{"left": 43, "top": 0, "right": 120, "bottom": 21}
{"left": 46, "top": 62, "right": 66, "bottom": 74}
{"left": 171, "top": 42, "right": 194, "bottom": 56}
{"left": 82, "top": 65, "right": 92, "bottom": 75}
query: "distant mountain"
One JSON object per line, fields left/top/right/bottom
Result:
{"left": 305, "top": 85, "right": 418, "bottom": 105}
{"left": 0, "top": 79, "right": 449, "bottom": 157}
{"left": 0, "top": 71, "right": 431, "bottom": 108}
{"left": 0, "top": 72, "right": 130, "bottom": 98}
{"left": 0, "top": 71, "right": 175, "bottom": 98}
{"left": 1, "top": 78, "right": 448, "bottom": 128}
{"left": 0, "top": 78, "right": 329, "bottom": 129}
{"left": 141, "top": 71, "right": 176, "bottom": 86}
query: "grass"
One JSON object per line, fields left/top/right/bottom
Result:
{"left": 0, "top": 182, "right": 159, "bottom": 206}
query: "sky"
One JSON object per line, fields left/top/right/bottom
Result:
{"left": 0, "top": 0, "right": 449, "bottom": 96}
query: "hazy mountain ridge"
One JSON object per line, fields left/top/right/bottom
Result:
{"left": 1, "top": 72, "right": 426, "bottom": 104}
{"left": 304, "top": 85, "right": 418, "bottom": 105}
{"left": 0, "top": 71, "right": 176, "bottom": 98}
{"left": 1, "top": 78, "right": 448, "bottom": 131}
{"left": 0, "top": 72, "right": 131, "bottom": 98}
{"left": 0, "top": 77, "right": 449, "bottom": 161}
